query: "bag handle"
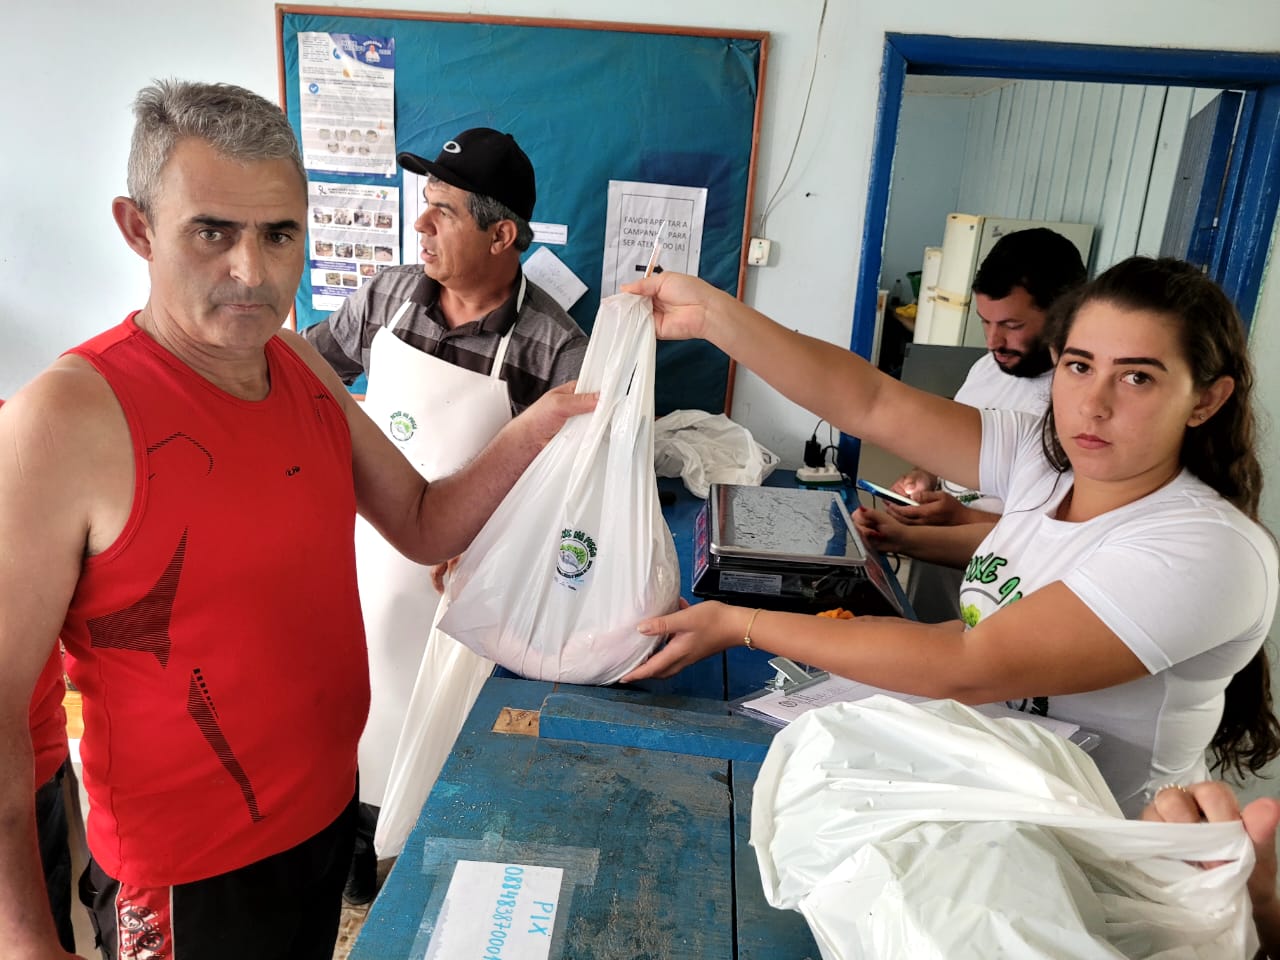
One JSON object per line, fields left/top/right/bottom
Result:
{"left": 559, "top": 294, "right": 658, "bottom": 498}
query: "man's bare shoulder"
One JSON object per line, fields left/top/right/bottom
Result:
{"left": 0, "top": 355, "right": 132, "bottom": 554}
{"left": 1, "top": 356, "right": 127, "bottom": 456}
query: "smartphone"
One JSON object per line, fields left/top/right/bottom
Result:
{"left": 855, "top": 478, "right": 920, "bottom": 507}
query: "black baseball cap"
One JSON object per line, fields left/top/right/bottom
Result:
{"left": 398, "top": 128, "right": 536, "bottom": 222}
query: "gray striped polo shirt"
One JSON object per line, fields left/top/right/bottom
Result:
{"left": 304, "top": 264, "right": 587, "bottom": 414}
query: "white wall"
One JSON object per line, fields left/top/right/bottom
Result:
{"left": 955, "top": 79, "right": 1222, "bottom": 273}
{"left": 879, "top": 93, "right": 971, "bottom": 297}
{"left": 4, "top": 0, "right": 1280, "bottom": 784}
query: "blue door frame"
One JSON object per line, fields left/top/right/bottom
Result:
{"left": 841, "top": 35, "right": 1280, "bottom": 473}
{"left": 1187, "top": 92, "right": 1244, "bottom": 269}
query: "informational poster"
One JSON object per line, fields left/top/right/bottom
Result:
{"left": 298, "top": 32, "right": 396, "bottom": 176}
{"left": 424, "top": 861, "right": 563, "bottom": 960}
{"left": 308, "top": 182, "right": 400, "bottom": 311}
{"left": 600, "top": 181, "right": 706, "bottom": 296}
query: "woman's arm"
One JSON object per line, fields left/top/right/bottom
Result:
{"left": 623, "top": 273, "right": 986, "bottom": 494}
{"left": 622, "top": 581, "right": 1146, "bottom": 704}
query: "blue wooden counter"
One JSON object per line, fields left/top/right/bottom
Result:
{"left": 350, "top": 677, "right": 819, "bottom": 960}
{"left": 354, "top": 473, "right": 909, "bottom": 959}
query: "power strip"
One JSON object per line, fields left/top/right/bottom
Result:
{"left": 796, "top": 465, "right": 842, "bottom": 484}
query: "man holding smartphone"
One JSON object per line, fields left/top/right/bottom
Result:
{"left": 854, "top": 228, "right": 1086, "bottom": 618}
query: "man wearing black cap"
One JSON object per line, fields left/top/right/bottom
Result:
{"left": 305, "top": 127, "right": 587, "bottom": 412}
{"left": 303, "top": 128, "right": 587, "bottom": 906}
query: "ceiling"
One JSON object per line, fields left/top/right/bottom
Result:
{"left": 904, "top": 75, "right": 1012, "bottom": 96}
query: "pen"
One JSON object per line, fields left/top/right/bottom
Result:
{"left": 644, "top": 220, "right": 668, "bottom": 279}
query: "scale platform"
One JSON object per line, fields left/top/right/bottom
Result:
{"left": 692, "top": 483, "right": 903, "bottom": 617}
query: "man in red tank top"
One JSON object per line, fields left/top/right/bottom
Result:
{"left": 0, "top": 81, "right": 594, "bottom": 960}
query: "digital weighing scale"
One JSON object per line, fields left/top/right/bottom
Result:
{"left": 692, "top": 483, "right": 905, "bottom": 617}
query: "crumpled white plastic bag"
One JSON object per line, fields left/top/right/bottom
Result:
{"left": 752, "top": 696, "right": 1256, "bottom": 960}
{"left": 653, "top": 409, "right": 779, "bottom": 498}
{"left": 438, "top": 293, "right": 680, "bottom": 684}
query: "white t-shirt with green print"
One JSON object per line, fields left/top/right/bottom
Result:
{"left": 962, "top": 408, "right": 1278, "bottom": 816}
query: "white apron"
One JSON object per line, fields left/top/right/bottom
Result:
{"left": 355, "top": 296, "right": 514, "bottom": 812}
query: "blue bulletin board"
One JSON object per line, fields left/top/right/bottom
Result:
{"left": 277, "top": 6, "right": 768, "bottom": 414}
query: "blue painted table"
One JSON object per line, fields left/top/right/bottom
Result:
{"left": 353, "top": 474, "right": 909, "bottom": 959}
{"left": 350, "top": 677, "right": 820, "bottom": 960}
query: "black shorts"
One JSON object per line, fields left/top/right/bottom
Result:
{"left": 35, "top": 760, "right": 75, "bottom": 953}
{"left": 79, "top": 790, "right": 357, "bottom": 960}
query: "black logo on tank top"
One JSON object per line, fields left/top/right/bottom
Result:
{"left": 146, "top": 433, "right": 214, "bottom": 475}
{"left": 187, "top": 667, "right": 264, "bottom": 823}
{"left": 87, "top": 530, "right": 186, "bottom": 667}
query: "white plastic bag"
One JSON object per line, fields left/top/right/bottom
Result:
{"left": 653, "top": 409, "right": 779, "bottom": 498}
{"left": 752, "top": 697, "right": 1256, "bottom": 960}
{"left": 372, "top": 584, "right": 492, "bottom": 857}
{"left": 438, "top": 293, "right": 680, "bottom": 683}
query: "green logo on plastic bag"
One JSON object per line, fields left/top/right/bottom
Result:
{"left": 556, "top": 528, "right": 597, "bottom": 581}
{"left": 388, "top": 410, "right": 417, "bottom": 442}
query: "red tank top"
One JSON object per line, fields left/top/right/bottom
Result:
{"left": 63, "top": 316, "right": 369, "bottom": 887}
{"left": 30, "top": 650, "right": 68, "bottom": 787}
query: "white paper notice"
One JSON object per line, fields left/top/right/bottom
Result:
{"left": 425, "top": 860, "right": 563, "bottom": 960}
{"left": 740, "top": 676, "right": 1081, "bottom": 741}
{"left": 402, "top": 171, "right": 427, "bottom": 262}
{"left": 530, "top": 222, "right": 568, "bottom": 245}
{"left": 601, "top": 181, "right": 706, "bottom": 297}
{"left": 298, "top": 32, "right": 396, "bottom": 176}
{"left": 308, "top": 182, "right": 400, "bottom": 311}
{"left": 522, "top": 247, "right": 587, "bottom": 311}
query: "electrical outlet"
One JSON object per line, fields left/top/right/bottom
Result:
{"left": 748, "top": 237, "right": 772, "bottom": 266}
{"left": 796, "top": 465, "right": 841, "bottom": 484}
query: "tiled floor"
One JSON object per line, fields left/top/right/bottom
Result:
{"left": 333, "top": 901, "right": 373, "bottom": 960}
{"left": 333, "top": 861, "right": 393, "bottom": 960}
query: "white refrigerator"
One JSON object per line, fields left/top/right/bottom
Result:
{"left": 916, "top": 214, "right": 1095, "bottom": 348}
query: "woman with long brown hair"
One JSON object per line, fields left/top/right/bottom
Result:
{"left": 622, "top": 257, "right": 1279, "bottom": 816}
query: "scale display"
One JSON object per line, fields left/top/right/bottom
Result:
{"left": 709, "top": 485, "right": 866, "bottom": 566}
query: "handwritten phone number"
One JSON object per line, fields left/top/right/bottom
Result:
{"left": 483, "top": 866, "right": 556, "bottom": 957}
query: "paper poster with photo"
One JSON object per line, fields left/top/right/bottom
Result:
{"left": 298, "top": 32, "right": 396, "bottom": 176}
{"left": 601, "top": 181, "right": 707, "bottom": 297}
{"left": 308, "top": 182, "right": 400, "bottom": 311}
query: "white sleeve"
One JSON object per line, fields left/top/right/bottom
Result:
{"left": 977, "top": 408, "right": 1044, "bottom": 504}
{"left": 1063, "top": 517, "right": 1278, "bottom": 673}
